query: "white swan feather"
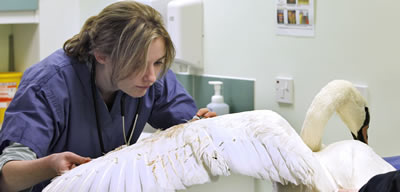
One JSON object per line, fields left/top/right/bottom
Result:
{"left": 44, "top": 110, "right": 318, "bottom": 192}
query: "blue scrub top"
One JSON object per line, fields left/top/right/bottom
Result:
{"left": 0, "top": 49, "right": 197, "bottom": 190}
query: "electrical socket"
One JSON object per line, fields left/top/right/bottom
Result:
{"left": 275, "top": 77, "right": 294, "bottom": 104}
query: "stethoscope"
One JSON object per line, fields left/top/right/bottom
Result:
{"left": 90, "top": 62, "right": 141, "bottom": 154}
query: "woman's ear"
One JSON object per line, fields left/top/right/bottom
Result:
{"left": 93, "top": 51, "right": 109, "bottom": 65}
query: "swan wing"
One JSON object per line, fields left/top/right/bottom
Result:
{"left": 43, "top": 110, "right": 316, "bottom": 191}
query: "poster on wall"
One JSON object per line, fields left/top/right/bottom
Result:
{"left": 275, "top": 0, "right": 314, "bottom": 37}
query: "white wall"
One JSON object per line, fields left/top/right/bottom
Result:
{"left": 38, "top": 0, "right": 81, "bottom": 59}
{"left": 79, "top": 0, "right": 117, "bottom": 26}
{"left": 0, "top": 25, "right": 11, "bottom": 72}
{"left": 13, "top": 24, "right": 39, "bottom": 71}
{"left": 203, "top": 0, "right": 400, "bottom": 157}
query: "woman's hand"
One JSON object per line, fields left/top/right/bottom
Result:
{"left": 193, "top": 108, "right": 217, "bottom": 120}
{"left": 48, "top": 152, "right": 91, "bottom": 175}
{"left": 0, "top": 152, "right": 91, "bottom": 192}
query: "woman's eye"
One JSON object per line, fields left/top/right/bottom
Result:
{"left": 155, "top": 61, "right": 164, "bottom": 66}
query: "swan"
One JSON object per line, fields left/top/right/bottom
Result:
{"left": 43, "top": 80, "right": 394, "bottom": 192}
{"left": 274, "top": 80, "right": 395, "bottom": 191}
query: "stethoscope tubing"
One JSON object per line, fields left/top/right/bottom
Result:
{"left": 91, "top": 63, "right": 141, "bottom": 154}
{"left": 121, "top": 94, "right": 141, "bottom": 146}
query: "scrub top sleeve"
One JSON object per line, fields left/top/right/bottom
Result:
{"left": 359, "top": 170, "right": 400, "bottom": 192}
{"left": 0, "top": 84, "right": 60, "bottom": 158}
{"left": 148, "top": 70, "right": 197, "bottom": 129}
{"left": 0, "top": 142, "right": 37, "bottom": 171}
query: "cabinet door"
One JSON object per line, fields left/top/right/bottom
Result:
{"left": 0, "top": 0, "right": 38, "bottom": 11}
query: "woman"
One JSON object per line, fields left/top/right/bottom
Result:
{"left": 0, "top": 1, "right": 215, "bottom": 191}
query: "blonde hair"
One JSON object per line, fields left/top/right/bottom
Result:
{"left": 63, "top": 1, "right": 175, "bottom": 83}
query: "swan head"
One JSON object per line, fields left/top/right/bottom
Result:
{"left": 350, "top": 107, "right": 369, "bottom": 144}
{"left": 332, "top": 81, "right": 369, "bottom": 145}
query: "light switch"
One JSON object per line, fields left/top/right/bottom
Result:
{"left": 275, "top": 77, "right": 294, "bottom": 104}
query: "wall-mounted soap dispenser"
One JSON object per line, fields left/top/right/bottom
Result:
{"left": 134, "top": 0, "right": 204, "bottom": 74}
{"left": 168, "top": 0, "right": 203, "bottom": 74}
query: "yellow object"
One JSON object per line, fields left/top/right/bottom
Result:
{"left": 0, "top": 72, "right": 23, "bottom": 125}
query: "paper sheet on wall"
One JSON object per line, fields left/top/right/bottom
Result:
{"left": 275, "top": 0, "right": 314, "bottom": 37}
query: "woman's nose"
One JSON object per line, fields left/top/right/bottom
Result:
{"left": 143, "top": 64, "right": 157, "bottom": 83}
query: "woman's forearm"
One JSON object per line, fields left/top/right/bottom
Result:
{"left": 0, "top": 151, "right": 90, "bottom": 191}
{"left": 0, "top": 155, "right": 56, "bottom": 192}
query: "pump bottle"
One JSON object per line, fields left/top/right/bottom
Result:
{"left": 207, "top": 81, "right": 229, "bottom": 115}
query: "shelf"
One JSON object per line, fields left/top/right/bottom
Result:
{"left": 0, "top": 10, "right": 39, "bottom": 24}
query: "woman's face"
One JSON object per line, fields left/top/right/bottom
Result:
{"left": 117, "top": 37, "right": 166, "bottom": 98}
